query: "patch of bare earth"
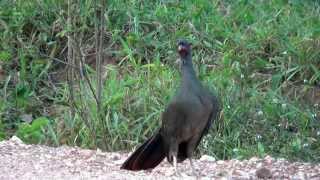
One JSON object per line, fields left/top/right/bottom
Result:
{"left": 1, "top": 136, "right": 320, "bottom": 180}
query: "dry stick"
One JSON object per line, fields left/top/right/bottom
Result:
{"left": 94, "top": 0, "right": 100, "bottom": 107}
{"left": 40, "top": 53, "right": 99, "bottom": 105}
{"left": 96, "top": 1, "right": 102, "bottom": 110}
{"left": 40, "top": 54, "right": 78, "bottom": 69}
{"left": 67, "top": 0, "right": 76, "bottom": 118}
{"left": 95, "top": 0, "right": 109, "bottom": 150}
{"left": 65, "top": 7, "right": 92, "bottom": 144}
{"left": 75, "top": 35, "right": 98, "bottom": 147}
{"left": 44, "top": 50, "right": 99, "bottom": 146}
{"left": 65, "top": 1, "right": 98, "bottom": 147}
{"left": 101, "top": 0, "right": 109, "bottom": 150}
{"left": 70, "top": 38, "right": 99, "bottom": 105}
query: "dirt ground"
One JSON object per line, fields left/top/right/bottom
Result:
{"left": 1, "top": 136, "right": 320, "bottom": 180}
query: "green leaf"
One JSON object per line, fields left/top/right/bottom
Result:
{"left": 0, "top": 51, "right": 11, "bottom": 62}
{"left": 271, "top": 74, "right": 282, "bottom": 90}
{"left": 292, "top": 137, "right": 302, "bottom": 152}
{"left": 16, "top": 117, "right": 49, "bottom": 144}
{"left": 257, "top": 142, "right": 265, "bottom": 156}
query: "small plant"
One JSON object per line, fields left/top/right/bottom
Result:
{"left": 0, "top": 121, "right": 5, "bottom": 141}
{"left": 16, "top": 117, "right": 49, "bottom": 144}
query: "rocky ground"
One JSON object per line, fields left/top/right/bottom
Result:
{"left": 1, "top": 136, "right": 320, "bottom": 180}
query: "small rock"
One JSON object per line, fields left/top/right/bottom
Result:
{"left": 10, "top": 136, "right": 23, "bottom": 145}
{"left": 110, "top": 153, "right": 121, "bottom": 160}
{"left": 292, "top": 171, "right": 307, "bottom": 180}
{"left": 217, "top": 170, "right": 230, "bottom": 177}
{"left": 249, "top": 156, "right": 259, "bottom": 162}
{"left": 96, "top": 148, "right": 102, "bottom": 154}
{"left": 264, "top": 155, "right": 274, "bottom": 164}
{"left": 114, "top": 159, "right": 124, "bottom": 165}
{"left": 256, "top": 167, "right": 272, "bottom": 179}
{"left": 200, "top": 155, "right": 216, "bottom": 162}
{"left": 256, "top": 162, "right": 263, "bottom": 168}
{"left": 233, "top": 169, "right": 251, "bottom": 179}
{"left": 216, "top": 160, "right": 224, "bottom": 165}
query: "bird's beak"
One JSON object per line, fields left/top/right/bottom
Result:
{"left": 178, "top": 45, "right": 187, "bottom": 53}
{"left": 178, "top": 45, "right": 187, "bottom": 52}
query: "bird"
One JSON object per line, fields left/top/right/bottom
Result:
{"left": 121, "top": 39, "right": 221, "bottom": 176}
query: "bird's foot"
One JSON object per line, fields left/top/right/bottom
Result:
{"left": 173, "top": 156, "right": 181, "bottom": 176}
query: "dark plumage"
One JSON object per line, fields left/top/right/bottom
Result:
{"left": 121, "top": 40, "right": 221, "bottom": 175}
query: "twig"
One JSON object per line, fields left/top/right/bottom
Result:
{"left": 67, "top": 0, "right": 75, "bottom": 117}
{"left": 95, "top": 0, "right": 108, "bottom": 150}
{"left": 39, "top": 53, "right": 79, "bottom": 70}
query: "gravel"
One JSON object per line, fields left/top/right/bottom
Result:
{"left": 1, "top": 136, "right": 319, "bottom": 180}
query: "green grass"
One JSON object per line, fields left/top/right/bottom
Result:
{"left": 0, "top": 0, "right": 319, "bottom": 162}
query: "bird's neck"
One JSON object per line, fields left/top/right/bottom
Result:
{"left": 180, "top": 55, "right": 199, "bottom": 88}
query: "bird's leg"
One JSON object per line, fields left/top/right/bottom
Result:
{"left": 173, "top": 155, "right": 180, "bottom": 176}
{"left": 186, "top": 136, "right": 201, "bottom": 177}
{"left": 189, "top": 158, "right": 197, "bottom": 176}
{"left": 169, "top": 140, "right": 180, "bottom": 176}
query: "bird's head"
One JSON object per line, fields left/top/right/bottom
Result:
{"left": 177, "top": 39, "right": 192, "bottom": 59}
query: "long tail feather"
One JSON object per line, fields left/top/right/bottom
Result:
{"left": 121, "top": 133, "right": 166, "bottom": 170}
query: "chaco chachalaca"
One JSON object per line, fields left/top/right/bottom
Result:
{"left": 121, "top": 40, "right": 221, "bottom": 175}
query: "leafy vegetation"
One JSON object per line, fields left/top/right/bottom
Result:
{"left": 16, "top": 117, "right": 49, "bottom": 144}
{"left": 0, "top": 0, "right": 319, "bottom": 162}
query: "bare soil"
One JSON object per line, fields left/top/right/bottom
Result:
{"left": 1, "top": 136, "right": 320, "bottom": 180}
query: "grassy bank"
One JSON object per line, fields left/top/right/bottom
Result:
{"left": 0, "top": 0, "right": 319, "bottom": 162}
